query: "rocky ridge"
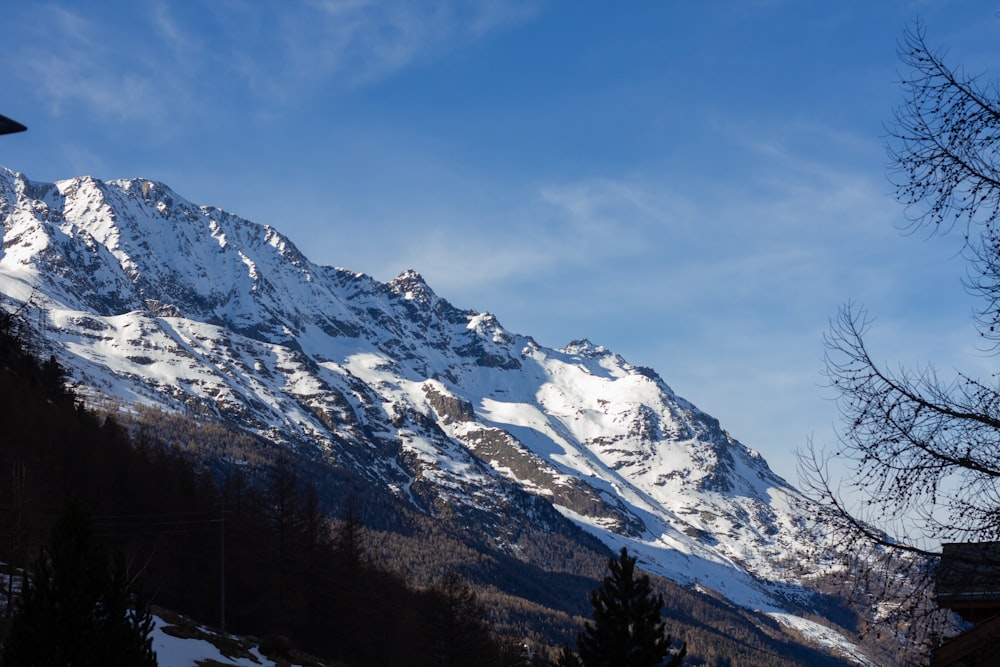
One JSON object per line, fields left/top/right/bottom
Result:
{"left": 0, "top": 166, "right": 867, "bottom": 664}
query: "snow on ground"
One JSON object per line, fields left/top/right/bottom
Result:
{"left": 0, "top": 168, "right": 878, "bottom": 665}
{"left": 151, "top": 614, "right": 323, "bottom": 667}
{"left": 769, "top": 613, "right": 877, "bottom": 667}
{"left": 152, "top": 616, "right": 265, "bottom": 667}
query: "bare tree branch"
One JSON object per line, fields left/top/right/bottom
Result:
{"left": 799, "top": 20, "right": 1000, "bottom": 663}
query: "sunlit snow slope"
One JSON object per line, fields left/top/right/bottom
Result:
{"left": 0, "top": 166, "right": 850, "bottom": 642}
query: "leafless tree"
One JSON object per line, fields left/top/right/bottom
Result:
{"left": 799, "top": 19, "right": 1000, "bottom": 662}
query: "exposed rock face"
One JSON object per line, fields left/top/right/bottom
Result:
{"left": 0, "top": 166, "right": 842, "bottom": 628}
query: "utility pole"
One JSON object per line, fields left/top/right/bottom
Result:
{"left": 220, "top": 502, "right": 226, "bottom": 633}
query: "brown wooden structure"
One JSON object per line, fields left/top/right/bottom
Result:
{"left": 932, "top": 542, "right": 1000, "bottom": 666}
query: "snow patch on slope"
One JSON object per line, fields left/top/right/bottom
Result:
{"left": 0, "top": 166, "right": 870, "bottom": 664}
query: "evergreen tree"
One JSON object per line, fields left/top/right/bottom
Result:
{"left": 556, "top": 548, "right": 685, "bottom": 667}
{"left": 2, "top": 503, "right": 157, "bottom": 667}
{"left": 429, "top": 570, "right": 498, "bottom": 667}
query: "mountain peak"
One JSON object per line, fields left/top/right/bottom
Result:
{"left": 389, "top": 269, "right": 437, "bottom": 303}
{"left": 0, "top": 166, "right": 867, "bottom": 663}
{"left": 562, "top": 338, "right": 608, "bottom": 356}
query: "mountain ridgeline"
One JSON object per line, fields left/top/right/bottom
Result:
{"left": 0, "top": 166, "right": 875, "bottom": 665}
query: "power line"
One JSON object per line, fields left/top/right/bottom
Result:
{"left": 91, "top": 505, "right": 228, "bottom": 631}
{"left": 92, "top": 510, "right": 222, "bottom": 520}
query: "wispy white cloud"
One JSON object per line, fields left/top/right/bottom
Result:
{"left": 150, "top": 1, "right": 204, "bottom": 63}
{"left": 229, "top": 0, "right": 542, "bottom": 101}
{"left": 539, "top": 179, "right": 688, "bottom": 234}
{"left": 10, "top": 1, "right": 542, "bottom": 129}
{"left": 17, "top": 7, "right": 163, "bottom": 124}
{"left": 365, "top": 178, "right": 695, "bottom": 302}
{"left": 370, "top": 131, "right": 978, "bottom": 483}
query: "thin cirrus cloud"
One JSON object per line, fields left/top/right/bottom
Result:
{"left": 296, "top": 0, "right": 538, "bottom": 84}
{"left": 16, "top": 7, "right": 163, "bottom": 124}
{"left": 14, "top": 1, "right": 540, "bottom": 128}
{"left": 403, "top": 178, "right": 692, "bottom": 296}
{"left": 398, "top": 131, "right": 893, "bottom": 304}
{"left": 212, "top": 0, "right": 541, "bottom": 102}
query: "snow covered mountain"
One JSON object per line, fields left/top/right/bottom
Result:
{"left": 0, "top": 166, "right": 865, "bottom": 662}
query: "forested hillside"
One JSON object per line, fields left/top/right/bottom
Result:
{"left": 0, "top": 307, "right": 512, "bottom": 665}
{"left": 0, "top": 304, "right": 867, "bottom": 666}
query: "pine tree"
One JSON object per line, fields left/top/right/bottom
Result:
{"left": 2, "top": 503, "right": 157, "bottom": 667}
{"left": 557, "top": 548, "right": 686, "bottom": 667}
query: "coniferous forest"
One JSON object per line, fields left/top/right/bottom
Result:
{"left": 0, "top": 305, "right": 869, "bottom": 666}
{"left": 0, "top": 308, "right": 508, "bottom": 665}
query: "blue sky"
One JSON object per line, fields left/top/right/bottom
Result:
{"left": 3, "top": 1, "right": 998, "bottom": 485}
